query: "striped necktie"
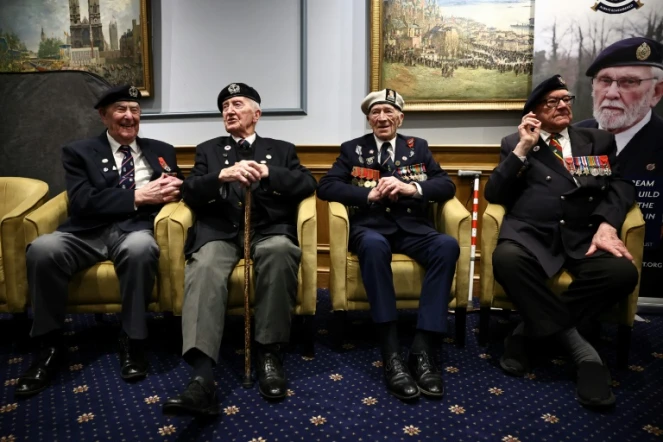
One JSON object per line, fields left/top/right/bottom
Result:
{"left": 548, "top": 133, "right": 564, "bottom": 163}
{"left": 118, "top": 145, "right": 135, "bottom": 189}
{"left": 380, "top": 142, "right": 395, "bottom": 176}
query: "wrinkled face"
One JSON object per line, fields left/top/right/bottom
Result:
{"left": 591, "top": 66, "right": 663, "bottom": 132}
{"left": 534, "top": 89, "right": 574, "bottom": 132}
{"left": 100, "top": 101, "right": 140, "bottom": 145}
{"left": 222, "top": 96, "right": 260, "bottom": 138}
{"left": 367, "top": 103, "right": 404, "bottom": 141}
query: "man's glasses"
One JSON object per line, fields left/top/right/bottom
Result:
{"left": 542, "top": 95, "right": 575, "bottom": 109}
{"left": 593, "top": 76, "right": 658, "bottom": 91}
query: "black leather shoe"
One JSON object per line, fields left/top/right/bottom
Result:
{"left": 256, "top": 344, "right": 287, "bottom": 400}
{"left": 408, "top": 351, "right": 443, "bottom": 398}
{"left": 383, "top": 352, "right": 420, "bottom": 401}
{"left": 162, "top": 376, "right": 220, "bottom": 417}
{"left": 118, "top": 334, "right": 148, "bottom": 381}
{"left": 576, "top": 361, "right": 615, "bottom": 409}
{"left": 15, "top": 346, "right": 65, "bottom": 397}
{"left": 500, "top": 334, "right": 530, "bottom": 377}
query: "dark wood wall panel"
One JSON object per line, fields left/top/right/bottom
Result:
{"left": 175, "top": 144, "right": 500, "bottom": 289}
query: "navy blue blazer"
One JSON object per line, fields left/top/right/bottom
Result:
{"left": 317, "top": 133, "right": 456, "bottom": 237}
{"left": 181, "top": 135, "right": 317, "bottom": 257}
{"left": 58, "top": 132, "right": 183, "bottom": 234}
{"left": 485, "top": 126, "right": 635, "bottom": 277}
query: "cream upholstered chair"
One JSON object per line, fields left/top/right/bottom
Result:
{"left": 327, "top": 196, "right": 472, "bottom": 347}
{"left": 166, "top": 193, "right": 318, "bottom": 353}
{"left": 479, "top": 203, "right": 645, "bottom": 368}
{"left": 23, "top": 191, "right": 178, "bottom": 314}
{"left": 0, "top": 177, "right": 49, "bottom": 314}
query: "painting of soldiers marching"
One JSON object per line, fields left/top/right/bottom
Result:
{"left": 379, "top": 0, "right": 534, "bottom": 102}
{"left": 0, "top": 0, "right": 149, "bottom": 93}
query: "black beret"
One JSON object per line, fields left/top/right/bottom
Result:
{"left": 522, "top": 75, "right": 568, "bottom": 115}
{"left": 217, "top": 83, "right": 261, "bottom": 111}
{"left": 94, "top": 84, "right": 141, "bottom": 109}
{"left": 586, "top": 37, "right": 663, "bottom": 77}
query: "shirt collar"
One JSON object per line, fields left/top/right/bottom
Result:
{"left": 600, "top": 110, "right": 652, "bottom": 154}
{"left": 540, "top": 127, "right": 569, "bottom": 142}
{"left": 231, "top": 133, "right": 257, "bottom": 145}
{"left": 374, "top": 134, "right": 398, "bottom": 150}
{"left": 107, "top": 131, "right": 138, "bottom": 154}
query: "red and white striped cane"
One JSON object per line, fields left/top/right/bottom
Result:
{"left": 459, "top": 170, "right": 481, "bottom": 304}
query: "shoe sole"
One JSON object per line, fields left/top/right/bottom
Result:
{"left": 576, "top": 390, "right": 616, "bottom": 409}
{"left": 14, "top": 384, "right": 48, "bottom": 398}
{"left": 499, "top": 355, "right": 527, "bottom": 377}
{"left": 258, "top": 386, "right": 287, "bottom": 400}
{"left": 387, "top": 388, "right": 420, "bottom": 401}
{"left": 162, "top": 403, "right": 220, "bottom": 417}
{"left": 121, "top": 371, "right": 147, "bottom": 381}
{"left": 418, "top": 387, "right": 443, "bottom": 398}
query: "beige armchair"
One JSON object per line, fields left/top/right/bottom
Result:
{"left": 479, "top": 203, "right": 645, "bottom": 368}
{"left": 23, "top": 191, "right": 178, "bottom": 313}
{"left": 166, "top": 194, "right": 318, "bottom": 351}
{"left": 0, "top": 177, "right": 49, "bottom": 313}
{"left": 327, "top": 196, "right": 472, "bottom": 346}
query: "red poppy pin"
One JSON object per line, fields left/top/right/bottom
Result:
{"left": 158, "top": 157, "right": 172, "bottom": 172}
{"left": 407, "top": 138, "right": 415, "bottom": 148}
{"left": 646, "top": 163, "right": 656, "bottom": 171}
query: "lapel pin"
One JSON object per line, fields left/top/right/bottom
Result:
{"left": 112, "top": 166, "right": 116, "bottom": 170}
{"left": 369, "top": 149, "right": 374, "bottom": 154}
{"left": 225, "top": 160, "right": 229, "bottom": 165}
{"left": 102, "top": 158, "right": 108, "bottom": 163}
{"left": 266, "top": 154, "right": 272, "bottom": 159}
{"left": 395, "top": 160, "right": 401, "bottom": 166}
{"left": 646, "top": 163, "right": 656, "bottom": 171}
{"left": 402, "top": 156, "right": 407, "bottom": 161}
{"left": 224, "top": 145, "right": 231, "bottom": 151}
{"left": 260, "top": 160, "right": 267, "bottom": 164}
{"left": 409, "top": 151, "right": 414, "bottom": 157}
{"left": 533, "top": 146, "right": 540, "bottom": 152}
{"left": 103, "top": 167, "right": 109, "bottom": 172}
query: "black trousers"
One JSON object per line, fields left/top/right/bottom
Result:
{"left": 493, "top": 240, "right": 639, "bottom": 339}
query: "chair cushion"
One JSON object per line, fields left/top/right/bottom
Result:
{"left": 67, "top": 261, "right": 158, "bottom": 305}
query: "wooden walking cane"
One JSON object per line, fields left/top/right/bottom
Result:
{"left": 242, "top": 187, "right": 253, "bottom": 388}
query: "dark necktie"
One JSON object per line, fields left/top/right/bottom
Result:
{"left": 118, "top": 145, "right": 135, "bottom": 189}
{"left": 237, "top": 138, "right": 252, "bottom": 160}
{"left": 548, "top": 133, "right": 564, "bottom": 163}
{"left": 380, "top": 142, "right": 395, "bottom": 176}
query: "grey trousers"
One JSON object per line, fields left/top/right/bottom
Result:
{"left": 26, "top": 227, "right": 159, "bottom": 340}
{"left": 182, "top": 234, "right": 301, "bottom": 363}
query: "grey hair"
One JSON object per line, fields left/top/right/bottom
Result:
{"left": 652, "top": 66, "right": 663, "bottom": 81}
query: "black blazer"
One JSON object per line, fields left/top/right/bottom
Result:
{"left": 58, "top": 132, "right": 183, "bottom": 233}
{"left": 485, "top": 126, "right": 635, "bottom": 277}
{"left": 317, "top": 133, "right": 456, "bottom": 238}
{"left": 181, "top": 135, "right": 317, "bottom": 257}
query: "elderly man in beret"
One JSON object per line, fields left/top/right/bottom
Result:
{"left": 15, "top": 85, "right": 184, "bottom": 397}
{"left": 485, "top": 74, "right": 638, "bottom": 408}
{"left": 317, "top": 89, "right": 459, "bottom": 401}
{"left": 163, "top": 83, "right": 316, "bottom": 417}
{"left": 576, "top": 37, "right": 663, "bottom": 298}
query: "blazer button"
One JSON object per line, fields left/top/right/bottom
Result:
{"left": 386, "top": 208, "right": 391, "bottom": 213}
{"left": 589, "top": 223, "right": 594, "bottom": 227}
{"left": 601, "top": 186, "right": 606, "bottom": 191}
{"left": 560, "top": 220, "right": 565, "bottom": 225}
{"left": 238, "top": 201, "right": 243, "bottom": 207}
{"left": 588, "top": 197, "right": 594, "bottom": 201}
{"left": 546, "top": 176, "right": 552, "bottom": 181}
{"left": 560, "top": 196, "right": 565, "bottom": 200}
{"left": 407, "top": 208, "right": 412, "bottom": 213}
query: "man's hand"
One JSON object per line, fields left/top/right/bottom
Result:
{"left": 135, "top": 174, "right": 183, "bottom": 206}
{"left": 375, "top": 176, "right": 417, "bottom": 201}
{"left": 513, "top": 112, "right": 542, "bottom": 157}
{"left": 367, "top": 187, "right": 382, "bottom": 202}
{"left": 586, "top": 222, "right": 633, "bottom": 261}
{"left": 218, "top": 160, "right": 262, "bottom": 186}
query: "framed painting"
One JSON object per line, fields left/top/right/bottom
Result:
{"left": 0, "top": 0, "right": 153, "bottom": 96}
{"left": 370, "top": 0, "right": 534, "bottom": 111}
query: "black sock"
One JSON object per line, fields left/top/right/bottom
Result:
{"left": 375, "top": 322, "right": 399, "bottom": 356}
{"left": 411, "top": 329, "right": 437, "bottom": 354}
{"left": 188, "top": 349, "right": 214, "bottom": 384}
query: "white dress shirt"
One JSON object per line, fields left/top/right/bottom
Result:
{"left": 599, "top": 109, "right": 651, "bottom": 155}
{"left": 106, "top": 132, "right": 153, "bottom": 190}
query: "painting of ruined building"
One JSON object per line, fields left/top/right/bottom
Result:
{"left": 370, "top": 0, "right": 535, "bottom": 111}
{"left": 0, "top": 0, "right": 152, "bottom": 96}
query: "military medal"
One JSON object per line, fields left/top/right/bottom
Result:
{"left": 358, "top": 167, "right": 366, "bottom": 187}
{"left": 407, "top": 138, "right": 415, "bottom": 148}
{"left": 158, "top": 157, "right": 172, "bottom": 173}
{"left": 351, "top": 166, "right": 360, "bottom": 186}
{"left": 366, "top": 156, "right": 374, "bottom": 166}
{"left": 589, "top": 156, "right": 599, "bottom": 176}
{"left": 565, "top": 157, "right": 575, "bottom": 175}
{"left": 599, "top": 155, "right": 611, "bottom": 176}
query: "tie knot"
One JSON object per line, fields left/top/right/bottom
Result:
{"left": 119, "top": 145, "right": 131, "bottom": 154}
{"left": 549, "top": 133, "right": 560, "bottom": 142}
{"left": 382, "top": 142, "right": 392, "bottom": 152}
{"left": 238, "top": 139, "right": 250, "bottom": 150}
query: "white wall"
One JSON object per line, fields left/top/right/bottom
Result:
{"left": 139, "top": 0, "right": 522, "bottom": 146}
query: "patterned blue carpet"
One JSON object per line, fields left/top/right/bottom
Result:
{"left": 1, "top": 289, "right": 662, "bottom": 442}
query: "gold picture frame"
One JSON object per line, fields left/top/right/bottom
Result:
{"left": 0, "top": 0, "right": 153, "bottom": 97}
{"left": 369, "top": 0, "right": 533, "bottom": 111}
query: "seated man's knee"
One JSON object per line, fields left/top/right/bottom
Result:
{"left": 119, "top": 232, "right": 159, "bottom": 262}
{"left": 256, "top": 236, "right": 301, "bottom": 261}
{"left": 26, "top": 233, "right": 67, "bottom": 265}
{"left": 357, "top": 232, "right": 391, "bottom": 257}
{"left": 604, "top": 257, "right": 639, "bottom": 296}
{"left": 433, "top": 234, "right": 460, "bottom": 259}
{"left": 492, "top": 241, "right": 527, "bottom": 278}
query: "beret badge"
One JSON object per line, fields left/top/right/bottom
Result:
{"left": 228, "top": 83, "right": 240, "bottom": 94}
{"left": 636, "top": 42, "right": 651, "bottom": 61}
{"left": 129, "top": 86, "right": 138, "bottom": 98}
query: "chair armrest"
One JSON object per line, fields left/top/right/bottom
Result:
{"left": 296, "top": 194, "right": 317, "bottom": 315}
{"left": 154, "top": 202, "right": 180, "bottom": 312}
{"left": 1, "top": 180, "right": 49, "bottom": 311}
{"left": 616, "top": 203, "right": 646, "bottom": 326}
{"left": 167, "top": 201, "right": 195, "bottom": 315}
{"left": 328, "top": 201, "right": 350, "bottom": 311}
{"left": 479, "top": 203, "right": 506, "bottom": 308}
{"left": 23, "top": 191, "right": 69, "bottom": 245}
{"left": 436, "top": 197, "right": 472, "bottom": 308}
